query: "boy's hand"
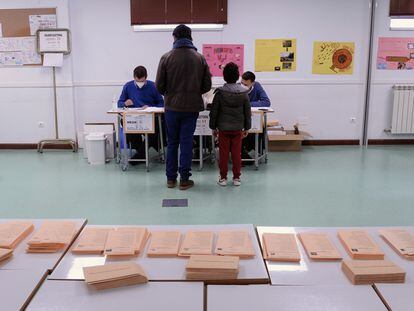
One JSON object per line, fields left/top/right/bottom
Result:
{"left": 242, "top": 130, "right": 249, "bottom": 138}
{"left": 213, "top": 130, "right": 219, "bottom": 137}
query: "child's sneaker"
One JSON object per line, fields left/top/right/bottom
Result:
{"left": 233, "top": 178, "right": 241, "bottom": 186}
{"left": 217, "top": 178, "right": 227, "bottom": 187}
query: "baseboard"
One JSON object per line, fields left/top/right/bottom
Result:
{"left": 302, "top": 140, "right": 360, "bottom": 146}
{"left": 0, "top": 144, "right": 73, "bottom": 150}
{"left": 368, "top": 139, "right": 414, "bottom": 145}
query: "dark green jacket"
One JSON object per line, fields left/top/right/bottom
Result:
{"left": 209, "top": 84, "right": 252, "bottom": 131}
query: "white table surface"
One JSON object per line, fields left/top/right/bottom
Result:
{"left": 374, "top": 284, "right": 414, "bottom": 311}
{"left": 0, "top": 269, "right": 48, "bottom": 311}
{"left": 27, "top": 281, "right": 204, "bottom": 311}
{"left": 49, "top": 224, "right": 269, "bottom": 284}
{"left": 257, "top": 226, "right": 414, "bottom": 286}
{"left": 0, "top": 219, "right": 87, "bottom": 272}
{"left": 207, "top": 285, "right": 387, "bottom": 311}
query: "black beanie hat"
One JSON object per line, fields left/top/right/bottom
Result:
{"left": 173, "top": 24, "right": 193, "bottom": 41}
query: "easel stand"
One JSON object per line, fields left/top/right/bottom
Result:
{"left": 37, "top": 66, "right": 77, "bottom": 153}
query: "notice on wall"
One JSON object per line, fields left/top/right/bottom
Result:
{"left": 312, "top": 41, "right": 355, "bottom": 75}
{"left": 0, "top": 36, "right": 41, "bottom": 66}
{"left": 377, "top": 37, "right": 414, "bottom": 70}
{"left": 29, "top": 14, "right": 57, "bottom": 35}
{"left": 43, "top": 53, "right": 63, "bottom": 67}
{"left": 0, "top": 23, "right": 3, "bottom": 37}
{"left": 123, "top": 113, "right": 155, "bottom": 134}
{"left": 38, "top": 30, "right": 69, "bottom": 53}
{"left": 203, "top": 44, "right": 244, "bottom": 77}
{"left": 255, "top": 39, "right": 297, "bottom": 72}
{"left": 0, "top": 51, "right": 23, "bottom": 66}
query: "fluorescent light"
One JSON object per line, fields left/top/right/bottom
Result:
{"left": 390, "top": 18, "right": 414, "bottom": 30}
{"left": 133, "top": 24, "right": 224, "bottom": 32}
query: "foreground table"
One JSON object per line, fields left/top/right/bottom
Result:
{"left": 207, "top": 284, "right": 387, "bottom": 311}
{"left": 374, "top": 283, "right": 414, "bottom": 311}
{"left": 27, "top": 281, "right": 204, "bottom": 311}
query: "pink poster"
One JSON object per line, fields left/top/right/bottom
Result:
{"left": 377, "top": 37, "right": 414, "bottom": 70}
{"left": 202, "top": 44, "right": 244, "bottom": 77}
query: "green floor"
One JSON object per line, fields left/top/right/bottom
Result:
{"left": 0, "top": 146, "right": 413, "bottom": 227}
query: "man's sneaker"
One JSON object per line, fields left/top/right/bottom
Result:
{"left": 233, "top": 178, "right": 242, "bottom": 186}
{"left": 217, "top": 178, "right": 227, "bottom": 187}
{"left": 179, "top": 179, "right": 194, "bottom": 190}
{"left": 167, "top": 180, "right": 177, "bottom": 188}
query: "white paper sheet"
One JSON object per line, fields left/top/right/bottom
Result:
{"left": 0, "top": 23, "right": 3, "bottom": 37}
{"left": 43, "top": 53, "right": 63, "bottom": 67}
{"left": 29, "top": 14, "right": 57, "bottom": 35}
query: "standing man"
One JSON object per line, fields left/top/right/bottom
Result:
{"left": 156, "top": 25, "right": 212, "bottom": 190}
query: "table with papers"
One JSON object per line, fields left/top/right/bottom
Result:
{"left": 50, "top": 224, "right": 269, "bottom": 284}
{"left": 27, "top": 280, "right": 204, "bottom": 311}
{"left": 256, "top": 226, "right": 414, "bottom": 286}
{"left": 374, "top": 283, "right": 414, "bottom": 311}
{"left": 207, "top": 284, "right": 387, "bottom": 311}
{"left": 0, "top": 218, "right": 87, "bottom": 272}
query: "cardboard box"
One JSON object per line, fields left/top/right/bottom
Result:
{"left": 268, "top": 130, "right": 310, "bottom": 152}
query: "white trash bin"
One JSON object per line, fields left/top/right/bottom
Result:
{"left": 85, "top": 133, "right": 107, "bottom": 165}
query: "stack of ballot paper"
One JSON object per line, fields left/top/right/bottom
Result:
{"left": 27, "top": 221, "right": 76, "bottom": 253}
{"left": 338, "top": 230, "right": 384, "bottom": 260}
{"left": 342, "top": 259, "right": 406, "bottom": 285}
{"left": 0, "top": 248, "right": 13, "bottom": 263}
{"left": 147, "top": 231, "right": 181, "bottom": 257}
{"left": 298, "top": 232, "right": 342, "bottom": 261}
{"left": 0, "top": 221, "right": 34, "bottom": 249}
{"left": 83, "top": 262, "right": 148, "bottom": 290}
{"left": 72, "top": 228, "right": 112, "bottom": 255}
{"left": 104, "top": 227, "right": 149, "bottom": 257}
{"left": 178, "top": 231, "right": 214, "bottom": 257}
{"left": 379, "top": 229, "right": 414, "bottom": 260}
{"left": 186, "top": 255, "right": 239, "bottom": 280}
{"left": 215, "top": 231, "right": 255, "bottom": 259}
{"left": 262, "top": 233, "right": 301, "bottom": 262}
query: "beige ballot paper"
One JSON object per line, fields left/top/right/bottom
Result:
{"left": 186, "top": 255, "right": 239, "bottom": 280}
{"left": 338, "top": 230, "right": 384, "bottom": 260}
{"left": 262, "top": 233, "right": 301, "bottom": 262}
{"left": 104, "top": 229, "right": 137, "bottom": 257}
{"left": 0, "top": 221, "right": 34, "bottom": 249}
{"left": 72, "top": 228, "right": 112, "bottom": 254}
{"left": 83, "top": 262, "right": 148, "bottom": 290}
{"left": 298, "top": 232, "right": 342, "bottom": 261}
{"left": 0, "top": 248, "right": 13, "bottom": 263}
{"left": 179, "top": 231, "right": 214, "bottom": 256}
{"left": 147, "top": 231, "right": 181, "bottom": 257}
{"left": 380, "top": 229, "right": 414, "bottom": 260}
{"left": 215, "top": 231, "right": 255, "bottom": 258}
{"left": 27, "top": 221, "right": 76, "bottom": 252}
{"left": 117, "top": 227, "right": 149, "bottom": 255}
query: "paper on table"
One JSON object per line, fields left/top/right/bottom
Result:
{"left": 298, "top": 232, "right": 342, "bottom": 261}
{"left": 0, "top": 248, "right": 13, "bottom": 262}
{"left": 0, "top": 221, "right": 34, "bottom": 249}
{"left": 215, "top": 231, "right": 255, "bottom": 258}
{"left": 117, "top": 227, "right": 149, "bottom": 255}
{"left": 104, "top": 229, "right": 137, "bottom": 256}
{"left": 28, "top": 221, "right": 76, "bottom": 246}
{"left": 380, "top": 229, "right": 414, "bottom": 260}
{"left": 147, "top": 231, "right": 181, "bottom": 257}
{"left": 338, "top": 230, "right": 384, "bottom": 260}
{"left": 72, "top": 228, "right": 112, "bottom": 254}
{"left": 178, "top": 231, "right": 214, "bottom": 256}
{"left": 262, "top": 233, "right": 301, "bottom": 262}
{"left": 43, "top": 53, "right": 63, "bottom": 67}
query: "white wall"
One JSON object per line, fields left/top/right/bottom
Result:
{"left": 0, "top": 0, "right": 76, "bottom": 143}
{"left": 0, "top": 0, "right": 412, "bottom": 143}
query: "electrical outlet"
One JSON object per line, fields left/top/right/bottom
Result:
{"left": 350, "top": 117, "right": 356, "bottom": 124}
{"left": 38, "top": 122, "right": 45, "bottom": 128}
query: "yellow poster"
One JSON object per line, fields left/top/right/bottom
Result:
{"left": 312, "top": 41, "right": 355, "bottom": 75}
{"left": 255, "top": 39, "right": 297, "bottom": 72}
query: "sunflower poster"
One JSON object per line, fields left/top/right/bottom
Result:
{"left": 312, "top": 41, "right": 355, "bottom": 75}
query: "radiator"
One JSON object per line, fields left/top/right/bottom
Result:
{"left": 391, "top": 85, "right": 414, "bottom": 134}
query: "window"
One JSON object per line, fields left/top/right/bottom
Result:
{"left": 390, "top": 0, "right": 414, "bottom": 16}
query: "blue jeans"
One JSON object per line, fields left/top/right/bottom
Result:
{"left": 165, "top": 110, "right": 199, "bottom": 181}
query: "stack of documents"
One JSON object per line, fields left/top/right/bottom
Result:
{"left": 186, "top": 255, "right": 239, "bottom": 280}
{"left": 342, "top": 259, "right": 405, "bottom": 285}
{"left": 338, "top": 230, "right": 384, "bottom": 260}
{"left": 72, "top": 228, "right": 112, "bottom": 255}
{"left": 262, "top": 233, "right": 301, "bottom": 262}
{"left": 0, "top": 248, "right": 13, "bottom": 263}
{"left": 298, "top": 232, "right": 342, "bottom": 261}
{"left": 147, "top": 231, "right": 181, "bottom": 257}
{"left": 0, "top": 221, "right": 34, "bottom": 249}
{"left": 178, "top": 231, "right": 214, "bottom": 257}
{"left": 215, "top": 231, "right": 255, "bottom": 259}
{"left": 379, "top": 229, "right": 414, "bottom": 260}
{"left": 104, "top": 227, "right": 149, "bottom": 258}
{"left": 27, "top": 221, "right": 76, "bottom": 253}
{"left": 83, "top": 262, "right": 148, "bottom": 290}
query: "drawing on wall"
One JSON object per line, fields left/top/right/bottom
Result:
{"left": 312, "top": 41, "right": 355, "bottom": 75}
{"left": 202, "top": 44, "right": 244, "bottom": 77}
{"left": 255, "top": 39, "right": 297, "bottom": 72}
{"left": 0, "top": 36, "right": 41, "bottom": 66}
{"left": 377, "top": 37, "right": 414, "bottom": 70}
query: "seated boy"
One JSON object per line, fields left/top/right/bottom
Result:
{"left": 209, "top": 63, "right": 251, "bottom": 186}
